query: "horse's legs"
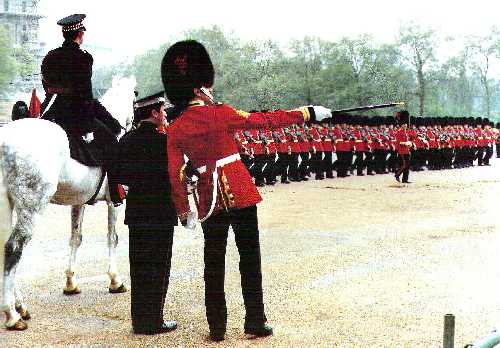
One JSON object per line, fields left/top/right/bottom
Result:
{"left": 2, "top": 211, "right": 34, "bottom": 330}
{"left": 63, "top": 205, "right": 84, "bottom": 295}
{"left": 107, "top": 203, "right": 127, "bottom": 293}
{"left": 14, "top": 266, "right": 31, "bottom": 320}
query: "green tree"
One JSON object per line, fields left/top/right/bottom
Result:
{"left": 397, "top": 23, "right": 438, "bottom": 116}
{"left": 0, "top": 25, "right": 17, "bottom": 94}
{"left": 466, "top": 29, "right": 500, "bottom": 117}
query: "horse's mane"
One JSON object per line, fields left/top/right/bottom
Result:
{"left": 99, "top": 76, "right": 136, "bottom": 132}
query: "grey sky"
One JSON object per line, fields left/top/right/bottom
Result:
{"left": 38, "top": 0, "right": 500, "bottom": 65}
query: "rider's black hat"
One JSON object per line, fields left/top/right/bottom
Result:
{"left": 57, "top": 14, "right": 86, "bottom": 32}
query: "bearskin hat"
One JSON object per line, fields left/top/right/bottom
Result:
{"left": 161, "top": 40, "right": 214, "bottom": 106}
{"left": 395, "top": 110, "right": 409, "bottom": 125}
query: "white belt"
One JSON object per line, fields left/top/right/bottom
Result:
{"left": 197, "top": 153, "right": 241, "bottom": 174}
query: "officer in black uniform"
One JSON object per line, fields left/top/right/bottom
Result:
{"left": 40, "top": 14, "right": 123, "bottom": 205}
{"left": 114, "top": 92, "right": 178, "bottom": 335}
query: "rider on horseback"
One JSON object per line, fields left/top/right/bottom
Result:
{"left": 40, "top": 14, "right": 124, "bottom": 206}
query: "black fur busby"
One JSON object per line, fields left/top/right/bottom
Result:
{"left": 11, "top": 100, "right": 29, "bottom": 121}
{"left": 161, "top": 40, "right": 214, "bottom": 107}
{"left": 395, "top": 110, "right": 409, "bottom": 125}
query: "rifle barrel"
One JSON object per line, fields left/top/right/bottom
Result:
{"left": 332, "top": 102, "right": 405, "bottom": 114}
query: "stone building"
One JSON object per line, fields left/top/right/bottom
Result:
{"left": 0, "top": 0, "right": 44, "bottom": 92}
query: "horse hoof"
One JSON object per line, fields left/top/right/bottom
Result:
{"left": 6, "top": 319, "right": 28, "bottom": 331}
{"left": 63, "top": 286, "right": 81, "bottom": 296}
{"left": 109, "top": 284, "right": 127, "bottom": 294}
{"left": 15, "top": 306, "right": 31, "bottom": 321}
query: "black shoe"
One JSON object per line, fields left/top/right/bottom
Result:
{"left": 281, "top": 179, "right": 291, "bottom": 184}
{"left": 134, "top": 320, "right": 177, "bottom": 335}
{"left": 255, "top": 181, "right": 265, "bottom": 187}
{"left": 301, "top": 176, "right": 309, "bottom": 181}
{"left": 357, "top": 173, "right": 364, "bottom": 176}
{"left": 209, "top": 330, "right": 225, "bottom": 341}
{"left": 244, "top": 323, "right": 273, "bottom": 337}
{"left": 394, "top": 174, "right": 400, "bottom": 182}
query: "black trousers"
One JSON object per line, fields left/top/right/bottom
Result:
{"left": 201, "top": 205, "right": 267, "bottom": 332}
{"left": 396, "top": 153, "right": 410, "bottom": 182}
{"left": 128, "top": 225, "right": 174, "bottom": 332}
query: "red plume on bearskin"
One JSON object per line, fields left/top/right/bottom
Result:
{"left": 28, "top": 88, "right": 41, "bottom": 118}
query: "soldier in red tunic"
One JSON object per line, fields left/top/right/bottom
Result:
{"left": 394, "top": 110, "right": 412, "bottom": 183}
{"left": 161, "top": 41, "right": 331, "bottom": 342}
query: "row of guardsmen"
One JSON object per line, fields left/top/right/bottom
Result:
{"left": 233, "top": 114, "right": 500, "bottom": 186}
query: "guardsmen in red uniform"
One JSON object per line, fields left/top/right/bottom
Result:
{"left": 426, "top": 125, "right": 439, "bottom": 170}
{"left": 319, "top": 122, "right": 335, "bottom": 178}
{"left": 333, "top": 116, "right": 351, "bottom": 177}
{"left": 297, "top": 125, "right": 312, "bottom": 181}
{"left": 261, "top": 128, "right": 278, "bottom": 184}
{"left": 234, "top": 130, "right": 253, "bottom": 170}
{"left": 353, "top": 124, "right": 370, "bottom": 176}
{"left": 285, "top": 126, "right": 302, "bottom": 181}
{"left": 474, "top": 119, "right": 487, "bottom": 165}
{"left": 495, "top": 123, "right": 500, "bottom": 158}
{"left": 307, "top": 124, "right": 325, "bottom": 180}
{"left": 272, "top": 127, "right": 292, "bottom": 183}
{"left": 371, "top": 122, "right": 386, "bottom": 174}
{"left": 394, "top": 110, "right": 412, "bottom": 183}
{"left": 483, "top": 122, "right": 494, "bottom": 165}
{"left": 161, "top": 41, "right": 331, "bottom": 342}
{"left": 245, "top": 129, "right": 266, "bottom": 186}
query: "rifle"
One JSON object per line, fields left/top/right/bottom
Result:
{"left": 332, "top": 102, "right": 405, "bottom": 115}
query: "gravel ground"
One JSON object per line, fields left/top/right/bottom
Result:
{"left": 1, "top": 159, "right": 499, "bottom": 347}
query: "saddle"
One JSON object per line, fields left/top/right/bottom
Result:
{"left": 67, "top": 126, "right": 111, "bottom": 167}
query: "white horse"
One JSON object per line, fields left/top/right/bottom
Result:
{"left": 0, "top": 76, "right": 136, "bottom": 330}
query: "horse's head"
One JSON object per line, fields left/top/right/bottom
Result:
{"left": 99, "top": 75, "right": 137, "bottom": 138}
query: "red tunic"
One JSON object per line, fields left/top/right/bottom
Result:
{"left": 308, "top": 127, "right": 324, "bottom": 152}
{"left": 287, "top": 129, "right": 302, "bottom": 153}
{"left": 272, "top": 128, "right": 289, "bottom": 153}
{"left": 319, "top": 127, "right": 333, "bottom": 152}
{"left": 167, "top": 103, "right": 308, "bottom": 221}
{"left": 395, "top": 128, "right": 411, "bottom": 155}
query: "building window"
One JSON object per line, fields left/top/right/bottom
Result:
{"left": 22, "top": 1, "right": 27, "bottom": 12}
{"left": 4, "top": 0, "right": 9, "bottom": 12}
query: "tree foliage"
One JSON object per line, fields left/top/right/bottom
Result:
{"left": 0, "top": 25, "right": 17, "bottom": 94}
{"left": 93, "top": 24, "right": 500, "bottom": 122}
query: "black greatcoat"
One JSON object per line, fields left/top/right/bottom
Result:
{"left": 114, "top": 122, "right": 178, "bottom": 333}
{"left": 41, "top": 40, "right": 121, "bottom": 137}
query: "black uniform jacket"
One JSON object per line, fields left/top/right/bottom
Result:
{"left": 115, "top": 122, "right": 178, "bottom": 227}
{"left": 41, "top": 40, "right": 121, "bottom": 137}
{"left": 41, "top": 40, "right": 93, "bottom": 100}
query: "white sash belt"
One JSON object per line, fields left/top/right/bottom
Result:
{"left": 196, "top": 153, "right": 241, "bottom": 174}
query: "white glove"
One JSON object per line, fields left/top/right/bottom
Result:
{"left": 82, "top": 132, "right": 94, "bottom": 143}
{"left": 181, "top": 211, "right": 197, "bottom": 230}
{"left": 311, "top": 106, "right": 332, "bottom": 122}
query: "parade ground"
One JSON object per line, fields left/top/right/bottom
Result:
{"left": 2, "top": 160, "right": 499, "bottom": 347}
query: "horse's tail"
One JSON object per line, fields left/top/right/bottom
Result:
{"left": 0, "top": 144, "right": 12, "bottom": 305}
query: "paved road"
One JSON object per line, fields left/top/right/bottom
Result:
{"left": 2, "top": 160, "right": 500, "bottom": 347}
